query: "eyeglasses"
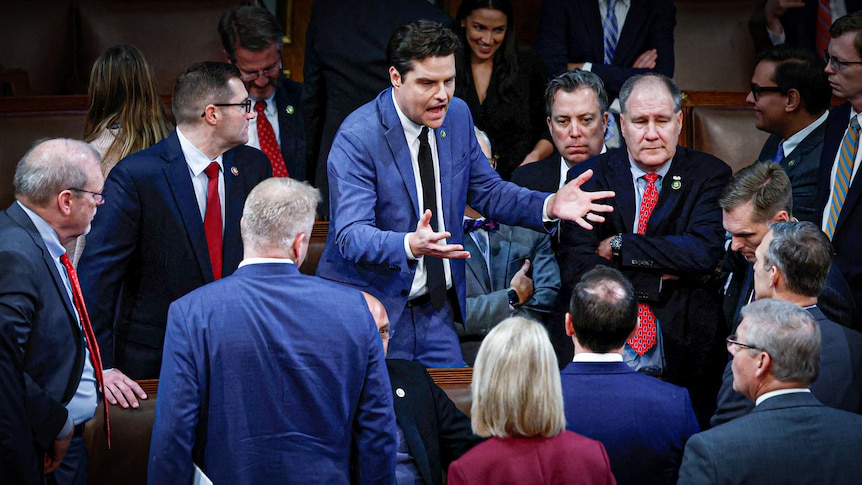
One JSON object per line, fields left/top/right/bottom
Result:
{"left": 749, "top": 83, "right": 783, "bottom": 101}
{"left": 726, "top": 334, "right": 763, "bottom": 352}
{"left": 238, "top": 63, "right": 282, "bottom": 81}
{"left": 67, "top": 187, "right": 105, "bottom": 205}
{"left": 824, "top": 52, "right": 862, "bottom": 72}
{"left": 200, "top": 99, "right": 252, "bottom": 117}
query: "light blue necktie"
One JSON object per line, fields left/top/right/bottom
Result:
{"left": 773, "top": 142, "right": 785, "bottom": 163}
{"left": 603, "top": 0, "right": 620, "bottom": 64}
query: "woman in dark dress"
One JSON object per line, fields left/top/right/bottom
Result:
{"left": 455, "top": 0, "right": 552, "bottom": 180}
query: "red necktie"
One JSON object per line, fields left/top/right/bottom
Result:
{"left": 627, "top": 173, "right": 660, "bottom": 356}
{"left": 816, "top": 0, "right": 831, "bottom": 60}
{"left": 60, "top": 253, "right": 110, "bottom": 448}
{"left": 254, "top": 101, "right": 289, "bottom": 177}
{"left": 204, "top": 162, "right": 223, "bottom": 280}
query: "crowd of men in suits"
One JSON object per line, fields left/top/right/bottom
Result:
{"left": 4, "top": 2, "right": 862, "bottom": 484}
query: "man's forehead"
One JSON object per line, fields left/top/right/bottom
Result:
{"left": 401, "top": 55, "right": 455, "bottom": 76}
{"left": 553, "top": 88, "right": 601, "bottom": 114}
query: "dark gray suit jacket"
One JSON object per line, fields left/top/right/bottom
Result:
{"left": 711, "top": 305, "right": 862, "bottom": 427}
{"left": 681, "top": 392, "right": 862, "bottom": 484}
{"left": 757, "top": 119, "right": 826, "bottom": 224}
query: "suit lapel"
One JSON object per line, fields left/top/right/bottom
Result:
{"left": 464, "top": 234, "right": 491, "bottom": 292}
{"left": 390, "top": 375, "right": 433, "bottom": 485}
{"left": 615, "top": 1, "right": 647, "bottom": 64}
{"left": 648, "top": 152, "right": 687, "bottom": 233}
{"left": 435, "top": 124, "right": 453, "bottom": 232}
{"left": 162, "top": 135, "right": 213, "bottom": 282}
{"left": 382, "top": 92, "right": 421, "bottom": 219}
{"left": 489, "top": 229, "right": 507, "bottom": 290}
{"left": 222, "top": 148, "right": 243, "bottom": 275}
{"left": 608, "top": 154, "right": 636, "bottom": 232}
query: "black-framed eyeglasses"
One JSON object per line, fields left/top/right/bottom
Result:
{"left": 726, "top": 334, "right": 763, "bottom": 352}
{"left": 200, "top": 99, "right": 252, "bottom": 117}
{"left": 824, "top": 52, "right": 862, "bottom": 72}
{"left": 750, "top": 83, "right": 784, "bottom": 101}
{"left": 67, "top": 187, "right": 105, "bottom": 205}
{"left": 238, "top": 63, "right": 282, "bottom": 81}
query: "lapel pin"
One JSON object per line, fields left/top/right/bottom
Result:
{"left": 396, "top": 388, "right": 406, "bottom": 398}
{"left": 671, "top": 175, "right": 681, "bottom": 190}
{"left": 285, "top": 105, "right": 295, "bottom": 115}
{"left": 231, "top": 166, "right": 239, "bottom": 176}
{"left": 440, "top": 129, "right": 446, "bottom": 139}
{"left": 787, "top": 159, "right": 796, "bottom": 167}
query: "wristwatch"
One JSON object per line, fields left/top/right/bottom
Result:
{"left": 507, "top": 288, "right": 521, "bottom": 308}
{"left": 610, "top": 234, "right": 623, "bottom": 258}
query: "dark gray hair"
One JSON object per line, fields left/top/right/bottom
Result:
{"left": 14, "top": 138, "right": 100, "bottom": 206}
{"left": 387, "top": 20, "right": 460, "bottom": 80}
{"left": 762, "top": 221, "right": 832, "bottom": 297}
{"left": 719, "top": 162, "right": 793, "bottom": 220}
{"left": 619, "top": 73, "right": 682, "bottom": 114}
{"left": 544, "top": 69, "right": 609, "bottom": 117}
{"left": 568, "top": 266, "right": 637, "bottom": 353}
{"left": 218, "top": 6, "right": 284, "bottom": 62}
{"left": 741, "top": 298, "right": 820, "bottom": 385}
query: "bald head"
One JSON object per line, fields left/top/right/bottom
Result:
{"left": 14, "top": 138, "right": 101, "bottom": 207}
{"left": 362, "top": 292, "right": 391, "bottom": 355}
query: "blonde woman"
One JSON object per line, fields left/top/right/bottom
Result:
{"left": 69, "top": 44, "right": 172, "bottom": 264}
{"left": 448, "top": 317, "right": 616, "bottom": 485}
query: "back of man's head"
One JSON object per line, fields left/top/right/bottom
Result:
{"left": 763, "top": 221, "right": 833, "bottom": 298}
{"left": 241, "top": 177, "right": 320, "bottom": 261}
{"left": 831, "top": 10, "right": 862, "bottom": 56}
{"left": 218, "top": 6, "right": 283, "bottom": 62}
{"left": 720, "top": 162, "right": 793, "bottom": 220}
{"left": 569, "top": 266, "right": 637, "bottom": 353}
{"left": 14, "top": 138, "right": 100, "bottom": 207}
{"left": 387, "top": 20, "right": 460, "bottom": 79}
{"left": 544, "top": 69, "right": 609, "bottom": 118}
{"left": 619, "top": 73, "right": 682, "bottom": 115}
{"left": 756, "top": 47, "right": 832, "bottom": 116}
{"left": 172, "top": 62, "right": 242, "bottom": 125}
{"left": 740, "top": 298, "right": 820, "bottom": 386}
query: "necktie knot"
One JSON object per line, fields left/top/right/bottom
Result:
{"left": 254, "top": 100, "right": 266, "bottom": 115}
{"left": 643, "top": 173, "right": 659, "bottom": 184}
{"left": 419, "top": 126, "right": 430, "bottom": 146}
{"left": 851, "top": 116, "right": 860, "bottom": 133}
{"left": 463, "top": 218, "right": 500, "bottom": 233}
{"left": 204, "top": 162, "right": 220, "bottom": 180}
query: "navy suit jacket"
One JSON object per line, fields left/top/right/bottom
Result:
{"left": 680, "top": 393, "right": 862, "bottom": 484}
{"left": 512, "top": 154, "right": 563, "bottom": 194}
{"left": 535, "top": 0, "right": 676, "bottom": 96}
{"left": 387, "top": 359, "right": 481, "bottom": 485}
{"left": 148, "top": 263, "right": 396, "bottom": 484}
{"left": 757, "top": 121, "right": 826, "bottom": 223}
{"left": 556, "top": 147, "right": 731, "bottom": 385}
{"left": 274, "top": 78, "right": 307, "bottom": 181}
{"left": 818, "top": 102, "right": 862, "bottom": 329}
{"left": 317, "top": 89, "right": 549, "bottom": 326}
{"left": 0, "top": 203, "right": 82, "bottom": 453}
{"left": 712, "top": 305, "right": 862, "bottom": 427}
{"left": 77, "top": 131, "right": 271, "bottom": 378}
{"left": 561, "top": 361, "right": 699, "bottom": 485}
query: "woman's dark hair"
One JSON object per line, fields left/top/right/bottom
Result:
{"left": 455, "top": 0, "right": 519, "bottom": 103}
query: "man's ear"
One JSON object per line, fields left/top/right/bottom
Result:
{"left": 389, "top": 67, "right": 401, "bottom": 88}
{"left": 292, "top": 231, "right": 309, "bottom": 267}
{"left": 785, "top": 88, "right": 801, "bottom": 113}
{"left": 58, "top": 189, "right": 74, "bottom": 216}
{"left": 565, "top": 313, "right": 575, "bottom": 337}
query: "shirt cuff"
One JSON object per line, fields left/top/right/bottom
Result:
{"left": 404, "top": 234, "right": 420, "bottom": 261}
{"left": 542, "top": 195, "right": 558, "bottom": 223}
{"left": 767, "top": 25, "right": 785, "bottom": 46}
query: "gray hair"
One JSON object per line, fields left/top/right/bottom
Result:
{"left": 471, "top": 317, "right": 565, "bottom": 438}
{"left": 762, "top": 221, "right": 832, "bottom": 297}
{"left": 545, "top": 69, "right": 609, "bottom": 117}
{"left": 13, "top": 138, "right": 100, "bottom": 206}
{"left": 619, "top": 73, "right": 682, "bottom": 114}
{"left": 241, "top": 178, "right": 321, "bottom": 257}
{"left": 740, "top": 298, "right": 820, "bottom": 385}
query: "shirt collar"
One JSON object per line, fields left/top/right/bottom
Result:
{"left": 755, "top": 388, "right": 811, "bottom": 406}
{"left": 573, "top": 352, "right": 624, "bottom": 362}
{"left": 628, "top": 153, "right": 673, "bottom": 181}
{"left": 391, "top": 89, "right": 425, "bottom": 145}
{"left": 238, "top": 257, "right": 295, "bottom": 268}
{"left": 176, "top": 126, "right": 223, "bottom": 176}
{"left": 17, "top": 201, "right": 65, "bottom": 260}
{"left": 255, "top": 92, "right": 278, "bottom": 116}
{"left": 781, "top": 111, "right": 828, "bottom": 156}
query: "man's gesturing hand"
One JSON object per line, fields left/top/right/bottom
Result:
{"left": 408, "top": 210, "right": 471, "bottom": 259}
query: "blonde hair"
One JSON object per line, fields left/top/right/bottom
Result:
{"left": 471, "top": 317, "right": 565, "bottom": 438}
{"left": 83, "top": 44, "right": 171, "bottom": 174}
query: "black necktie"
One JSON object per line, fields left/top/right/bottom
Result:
{"left": 418, "top": 127, "right": 446, "bottom": 310}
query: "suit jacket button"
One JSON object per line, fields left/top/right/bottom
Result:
{"left": 401, "top": 290, "right": 409, "bottom": 296}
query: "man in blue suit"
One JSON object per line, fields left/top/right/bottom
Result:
{"left": 679, "top": 299, "right": 862, "bottom": 484}
{"left": 148, "top": 178, "right": 396, "bottom": 484}
{"left": 561, "top": 266, "right": 699, "bottom": 485}
{"left": 78, "top": 63, "right": 271, "bottom": 397}
{"left": 317, "top": 20, "right": 615, "bottom": 367}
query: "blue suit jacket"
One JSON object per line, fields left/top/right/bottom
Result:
{"left": 77, "top": 131, "right": 271, "bottom": 378}
{"left": 463, "top": 224, "right": 560, "bottom": 334}
{"left": 712, "top": 305, "right": 862, "bottom": 427}
{"left": 148, "top": 263, "right": 396, "bottom": 485}
{"left": 818, "top": 102, "right": 862, "bottom": 329}
{"left": 535, "top": 0, "right": 676, "bottom": 95}
{"left": 561, "top": 361, "right": 699, "bottom": 485}
{"left": 556, "top": 147, "right": 731, "bottom": 386}
{"left": 680, "top": 393, "right": 862, "bottom": 484}
{"left": 0, "top": 202, "right": 77, "bottom": 470}
{"left": 317, "top": 89, "right": 549, "bottom": 326}
{"left": 757, "top": 121, "right": 826, "bottom": 224}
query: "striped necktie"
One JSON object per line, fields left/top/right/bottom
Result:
{"left": 603, "top": 0, "right": 620, "bottom": 64}
{"left": 825, "top": 116, "right": 860, "bottom": 239}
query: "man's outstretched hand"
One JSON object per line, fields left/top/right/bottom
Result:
{"left": 548, "top": 169, "right": 615, "bottom": 229}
